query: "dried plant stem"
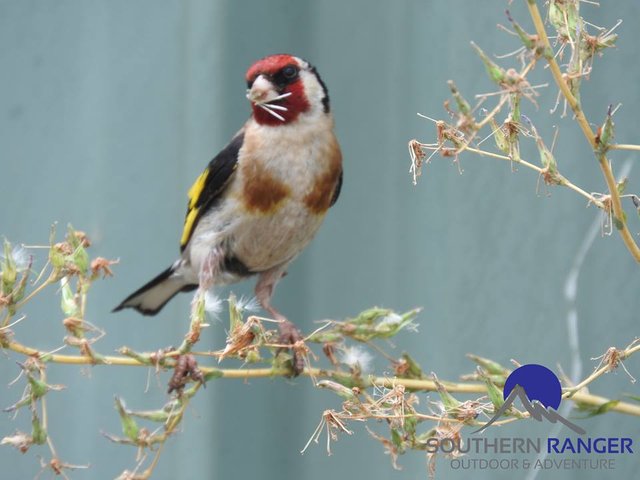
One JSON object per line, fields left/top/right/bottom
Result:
{"left": 565, "top": 342, "right": 640, "bottom": 397}
{"left": 455, "top": 59, "right": 534, "bottom": 156}
{"left": 475, "top": 95, "right": 509, "bottom": 131}
{"left": 14, "top": 273, "right": 56, "bottom": 310}
{"left": 39, "top": 369, "right": 57, "bottom": 458}
{"left": 452, "top": 146, "right": 605, "bottom": 208}
{"left": 4, "top": 339, "right": 639, "bottom": 417}
{"left": 137, "top": 384, "right": 202, "bottom": 480}
{"left": 610, "top": 144, "right": 640, "bottom": 152}
{"left": 527, "top": 0, "right": 640, "bottom": 262}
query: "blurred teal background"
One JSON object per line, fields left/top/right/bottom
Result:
{"left": 1, "top": 1, "right": 639, "bottom": 479}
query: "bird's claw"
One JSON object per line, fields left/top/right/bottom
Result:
{"left": 277, "top": 320, "right": 305, "bottom": 376}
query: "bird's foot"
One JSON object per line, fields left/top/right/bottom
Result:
{"left": 167, "top": 354, "right": 205, "bottom": 395}
{"left": 277, "top": 320, "right": 305, "bottom": 376}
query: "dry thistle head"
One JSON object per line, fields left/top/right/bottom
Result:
{"left": 63, "top": 316, "right": 85, "bottom": 337}
{"left": 408, "top": 139, "right": 426, "bottom": 185}
{"left": 602, "top": 347, "right": 623, "bottom": 371}
{"left": 301, "top": 409, "right": 354, "bottom": 456}
{"left": 582, "top": 29, "right": 618, "bottom": 64}
{"left": 48, "top": 225, "right": 93, "bottom": 277}
{"left": 592, "top": 340, "right": 638, "bottom": 384}
{"left": 90, "top": 257, "right": 118, "bottom": 279}
{"left": 1, "top": 431, "right": 34, "bottom": 453}
{"left": 49, "top": 458, "right": 64, "bottom": 476}
{"left": 36, "top": 456, "right": 90, "bottom": 479}
{"left": 70, "top": 230, "right": 91, "bottom": 248}
{"left": 216, "top": 315, "right": 262, "bottom": 361}
{"left": 52, "top": 241, "right": 73, "bottom": 256}
{"left": 450, "top": 400, "right": 482, "bottom": 423}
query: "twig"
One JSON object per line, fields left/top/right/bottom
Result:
{"left": 564, "top": 341, "right": 640, "bottom": 397}
{"left": 526, "top": 0, "right": 640, "bottom": 262}
{"left": 610, "top": 144, "right": 640, "bottom": 152}
{"left": 438, "top": 145, "right": 605, "bottom": 208}
{"left": 3, "top": 339, "right": 639, "bottom": 417}
{"left": 14, "top": 273, "right": 57, "bottom": 310}
{"left": 137, "top": 383, "right": 203, "bottom": 479}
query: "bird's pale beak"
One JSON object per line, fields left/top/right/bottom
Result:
{"left": 247, "top": 74, "right": 275, "bottom": 104}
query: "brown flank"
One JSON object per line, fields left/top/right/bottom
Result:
{"left": 304, "top": 145, "right": 342, "bottom": 214}
{"left": 241, "top": 161, "right": 291, "bottom": 213}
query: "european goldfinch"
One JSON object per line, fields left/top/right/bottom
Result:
{"left": 114, "top": 54, "right": 343, "bottom": 370}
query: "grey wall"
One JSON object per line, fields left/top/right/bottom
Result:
{"left": 1, "top": 1, "right": 638, "bottom": 479}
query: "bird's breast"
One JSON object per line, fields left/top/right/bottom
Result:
{"left": 237, "top": 118, "right": 342, "bottom": 216}
{"left": 186, "top": 117, "right": 342, "bottom": 278}
{"left": 222, "top": 118, "right": 342, "bottom": 272}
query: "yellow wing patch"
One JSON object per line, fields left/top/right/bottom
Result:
{"left": 180, "top": 168, "right": 210, "bottom": 247}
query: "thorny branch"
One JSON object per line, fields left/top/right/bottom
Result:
{"left": 1, "top": 228, "right": 639, "bottom": 478}
{"left": 409, "top": 0, "right": 640, "bottom": 262}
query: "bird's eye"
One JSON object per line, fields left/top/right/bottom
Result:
{"left": 282, "top": 65, "right": 298, "bottom": 80}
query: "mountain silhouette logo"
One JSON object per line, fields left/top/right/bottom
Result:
{"left": 474, "top": 364, "right": 586, "bottom": 435}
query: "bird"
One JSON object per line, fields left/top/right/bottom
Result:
{"left": 113, "top": 54, "right": 343, "bottom": 373}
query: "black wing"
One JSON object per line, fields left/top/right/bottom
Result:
{"left": 330, "top": 168, "right": 343, "bottom": 207}
{"left": 179, "top": 132, "right": 244, "bottom": 251}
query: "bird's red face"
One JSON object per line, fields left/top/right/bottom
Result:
{"left": 246, "top": 54, "right": 329, "bottom": 126}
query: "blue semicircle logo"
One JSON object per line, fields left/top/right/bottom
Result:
{"left": 503, "top": 364, "right": 562, "bottom": 410}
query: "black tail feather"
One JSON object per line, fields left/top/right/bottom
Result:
{"left": 112, "top": 266, "right": 197, "bottom": 316}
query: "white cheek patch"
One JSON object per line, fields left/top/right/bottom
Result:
{"left": 299, "top": 70, "right": 325, "bottom": 115}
